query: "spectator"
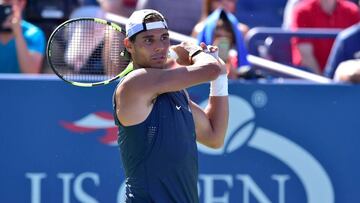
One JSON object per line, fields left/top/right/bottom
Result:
{"left": 71, "top": 0, "right": 137, "bottom": 18}
{"left": 192, "top": 0, "right": 249, "bottom": 38}
{"left": 66, "top": 0, "right": 134, "bottom": 74}
{"left": 196, "top": 9, "right": 250, "bottom": 79}
{"left": 69, "top": 4, "right": 103, "bottom": 19}
{"left": 291, "top": 0, "right": 360, "bottom": 74}
{"left": 324, "top": 23, "right": 360, "bottom": 80}
{"left": 333, "top": 59, "right": 360, "bottom": 83}
{"left": 0, "top": 0, "right": 45, "bottom": 73}
{"left": 98, "top": 0, "right": 137, "bottom": 17}
{"left": 284, "top": 0, "right": 360, "bottom": 29}
{"left": 136, "top": 0, "right": 201, "bottom": 35}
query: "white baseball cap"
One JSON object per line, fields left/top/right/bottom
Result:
{"left": 126, "top": 9, "right": 168, "bottom": 38}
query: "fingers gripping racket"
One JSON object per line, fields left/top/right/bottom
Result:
{"left": 47, "top": 18, "right": 133, "bottom": 87}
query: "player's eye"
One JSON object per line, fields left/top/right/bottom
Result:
{"left": 144, "top": 38, "right": 153, "bottom": 44}
{"left": 161, "top": 35, "right": 169, "bottom": 41}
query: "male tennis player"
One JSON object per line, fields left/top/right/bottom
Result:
{"left": 113, "top": 9, "right": 229, "bottom": 202}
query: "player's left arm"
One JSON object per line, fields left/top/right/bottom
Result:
{"left": 189, "top": 96, "right": 228, "bottom": 149}
{"left": 183, "top": 66, "right": 229, "bottom": 149}
{"left": 185, "top": 44, "right": 229, "bottom": 148}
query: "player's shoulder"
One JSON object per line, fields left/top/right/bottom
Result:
{"left": 116, "top": 69, "right": 139, "bottom": 91}
{"left": 116, "top": 68, "right": 158, "bottom": 94}
{"left": 120, "top": 68, "right": 160, "bottom": 84}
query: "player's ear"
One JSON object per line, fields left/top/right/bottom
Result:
{"left": 124, "top": 38, "right": 133, "bottom": 54}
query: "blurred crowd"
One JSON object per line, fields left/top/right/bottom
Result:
{"left": 1, "top": 0, "right": 360, "bottom": 83}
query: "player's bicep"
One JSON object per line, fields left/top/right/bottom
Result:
{"left": 189, "top": 100, "right": 213, "bottom": 146}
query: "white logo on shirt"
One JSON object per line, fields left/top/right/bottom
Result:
{"left": 176, "top": 105, "right": 181, "bottom": 110}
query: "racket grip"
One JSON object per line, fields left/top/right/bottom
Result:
{"left": 168, "top": 49, "right": 179, "bottom": 60}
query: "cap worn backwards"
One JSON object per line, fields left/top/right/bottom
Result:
{"left": 126, "top": 9, "right": 168, "bottom": 38}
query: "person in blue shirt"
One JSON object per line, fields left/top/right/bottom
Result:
{"left": 324, "top": 23, "right": 360, "bottom": 81}
{"left": 0, "top": 0, "right": 45, "bottom": 73}
{"left": 196, "top": 9, "right": 250, "bottom": 79}
{"left": 113, "top": 9, "right": 229, "bottom": 202}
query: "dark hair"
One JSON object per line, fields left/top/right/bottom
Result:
{"left": 215, "top": 12, "right": 236, "bottom": 45}
{"left": 128, "top": 12, "right": 166, "bottom": 42}
{"left": 200, "top": 0, "right": 212, "bottom": 20}
{"left": 200, "top": 0, "right": 238, "bottom": 20}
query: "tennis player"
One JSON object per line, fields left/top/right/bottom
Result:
{"left": 113, "top": 9, "right": 229, "bottom": 203}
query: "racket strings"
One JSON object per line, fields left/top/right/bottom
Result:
{"left": 105, "top": 25, "right": 128, "bottom": 77}
{"left": 49, "top": 19, "right": 129, "bottom": 84}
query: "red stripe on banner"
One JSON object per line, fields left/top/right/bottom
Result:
{"left": 60, "top": 121, "right": 97, "bottom": 133}
{"left": 99, "top": 128, "right": 118, "bottom": 144}
{"left": 94, "top": 112, "right": 114, "bottom": 120}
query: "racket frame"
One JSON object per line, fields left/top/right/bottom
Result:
{"left": 46, "top": 17, "right": 133, "bottom": 87}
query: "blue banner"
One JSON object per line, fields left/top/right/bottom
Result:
{"left": 1, "top": 74, "right": 360, "bottom": 203}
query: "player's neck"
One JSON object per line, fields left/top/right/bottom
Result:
{"left": 133, "top": 62, "right": 167, "bottom": 70}
{"left": 132, "top": 62, "right": 143, "bottom": 70}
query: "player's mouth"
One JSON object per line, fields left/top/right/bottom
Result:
{"left": 151, "top": 55, "right": 166, "bottom": 62}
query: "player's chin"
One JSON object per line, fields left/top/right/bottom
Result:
{"left": 151, "top": 63, "right": 167, "bottom": 69}
{"left": 150, "top": 59, "right": 168, "bottom": 68}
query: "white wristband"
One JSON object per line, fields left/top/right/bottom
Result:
{"left": 210, "top": 74, "right": 228, "bottom": 96}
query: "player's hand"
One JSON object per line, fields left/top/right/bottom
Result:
{"left": 170, "top": 42, "right": 202, "bottom": 66}
{"left": 170, "top": 44, "right": 190, "bottom": 66}
{"left": 205, "top": 45, "right": 227, "bottom": 75}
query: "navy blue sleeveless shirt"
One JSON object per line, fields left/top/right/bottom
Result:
{"left": 113, "top": 89, "right": 199, "bottom": 203}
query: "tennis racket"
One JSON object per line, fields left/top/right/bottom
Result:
{"left": 46, "top": 18, "right": 133, "bottom": 87}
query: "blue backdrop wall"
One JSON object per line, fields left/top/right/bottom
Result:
{"left": 0, "top": 75, "right": 359, "bottom": 203}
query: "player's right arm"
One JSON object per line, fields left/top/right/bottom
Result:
{"left": 116, "top": 42, "right": 222, "bottom": 126}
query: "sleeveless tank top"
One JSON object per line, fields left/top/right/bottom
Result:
{"left": 113, "top": 88, "right": 199, "bottom": 203}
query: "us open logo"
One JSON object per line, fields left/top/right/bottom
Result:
{"left": 197, "top": 94, "right": 334, "bottom": 203}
